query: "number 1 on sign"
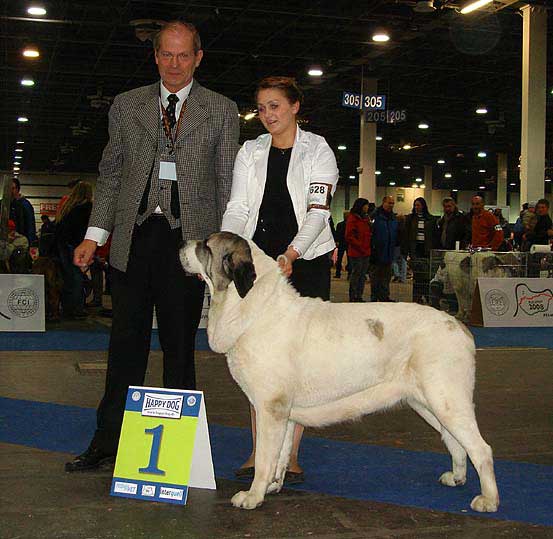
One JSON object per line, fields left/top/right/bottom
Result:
{"left": 139, "top": 425, "right": 166, "bottom": 476}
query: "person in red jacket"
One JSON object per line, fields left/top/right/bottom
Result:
{"left": 470, "top": 195, "right": 504, "bottom": 250}
{"left": 345, "top": 197, "right": 372, "bottom": 302}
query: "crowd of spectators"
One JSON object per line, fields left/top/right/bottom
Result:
{"left": 335, "top": 193, "right": 553, "bottom": 303}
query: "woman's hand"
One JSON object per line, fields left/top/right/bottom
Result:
{"left": 277, "top": 247, "right": 299, "bottom": 277}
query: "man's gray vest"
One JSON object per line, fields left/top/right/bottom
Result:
{"left": 136, "top": 114, "right": 181, "bottom": 229}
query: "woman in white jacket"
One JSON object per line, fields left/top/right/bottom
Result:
{"left": 221, "top": 76, "right": 339, "bottom": 483}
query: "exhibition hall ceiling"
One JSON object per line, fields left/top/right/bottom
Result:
{"left": 1, "top": 0, "right": 552, "bottom": 192}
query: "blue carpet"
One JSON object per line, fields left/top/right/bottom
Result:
{"left": 1, "top": 326, "right": 553, "bottom": 351}
{"left": 0, "top": 396, "right": 551, "bottom": 526}
{"left": 0, "top": 329, "right": 210, "bottom": 351}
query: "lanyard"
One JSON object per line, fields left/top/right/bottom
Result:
{"left": 160, "top": 96, "right": 186, "bottom": 155}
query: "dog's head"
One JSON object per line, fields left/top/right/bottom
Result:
{"left": 179, "top": 232, "right": 257, "bottom": 298}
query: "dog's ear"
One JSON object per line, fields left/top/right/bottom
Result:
{"left": 481, "top": 255, "right": 502, "bottom": 273}
{"left": 459, "top": 256, "right": 471, "bottom": 274}
{"left": 222, "top": 243, "right": 257, "bottom": 298}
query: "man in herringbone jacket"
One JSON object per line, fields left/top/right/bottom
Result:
{"left": 66, "top": 21, "right": 239, "bottom": 471}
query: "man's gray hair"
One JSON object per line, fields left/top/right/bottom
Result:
{"left": 153, "top": 21, "right": 202, "bottom": 54}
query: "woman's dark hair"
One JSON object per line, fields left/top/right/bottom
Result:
{"left": 350, "top": 198, "right": 369, "bottom": 216}
{"left": 412, "top": 197, "right": 430, "bottom": 217}
{"left": 255, "top": 76, "right": 303, "bottom": 106}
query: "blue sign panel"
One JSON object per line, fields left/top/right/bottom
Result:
{"left": 342, "top": 92, "right": 387, "bottom": 111}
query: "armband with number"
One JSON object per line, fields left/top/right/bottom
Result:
{"left": 307, "top": 182, "right": 333, "bottom": 211}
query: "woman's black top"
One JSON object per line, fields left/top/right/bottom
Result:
{"left": 252, "top": 146, "right": 298, "bottom": 259}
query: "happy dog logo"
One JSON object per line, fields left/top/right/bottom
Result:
{"left": 514, "top": 283, "right": 553, "bottom": 317}
{"left": 141, "top": 393, "right": 183, "bottom": 419}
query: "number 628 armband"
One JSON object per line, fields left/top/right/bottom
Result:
{"left": 307, "top": 182, "right": 333, "bottom": 211}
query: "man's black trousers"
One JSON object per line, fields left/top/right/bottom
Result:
{"left": 93, "top": 216, "right": 205, "bottom": 454}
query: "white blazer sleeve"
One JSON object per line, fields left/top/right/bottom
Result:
{"left": 291, "top": 140, "right": 339, "bottom": 256}
{"left": 221, "top": 145, "right": 251, "bottom": 235}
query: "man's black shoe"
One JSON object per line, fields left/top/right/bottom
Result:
{"left": 65, "top": 445, "right": 115, "bottom": 472}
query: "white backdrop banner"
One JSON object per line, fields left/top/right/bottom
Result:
{"left": 0, "top": 274, "right": 45, "bottom": 332}
{"left": 478, "top": 277, "right": 553, "bottom": 327}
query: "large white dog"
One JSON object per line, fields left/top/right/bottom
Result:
{"left": 180, "top": 232, "right": 499, "bottom": 512}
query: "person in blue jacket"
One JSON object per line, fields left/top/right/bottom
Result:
{"left": 370, "top": 195, "right": 398, "bottom": 302}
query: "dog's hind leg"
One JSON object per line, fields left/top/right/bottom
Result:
{"left": 422, "top": 388, "right": 499, "bottom": 512}
{"left": 266, "top": 420, "right": 296, "bottom": 495}
{"left": 231, "top": 400, "right": 290, "bottom": 509}
{"left": 407, "top": 398, "right": 467, "bottom": 487}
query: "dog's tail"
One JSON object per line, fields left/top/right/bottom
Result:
{"left": 290, "top": 382, "right": 405, "bottom": 427}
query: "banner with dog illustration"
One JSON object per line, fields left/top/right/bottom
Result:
{"left": 478, "top": 277, "right": 553, "bottom": 327}
{"left": 0, "top": 274, "right": 45, "bottom": 332}
{"left": 110, "top": 386, "right": 215, "bottom": 505}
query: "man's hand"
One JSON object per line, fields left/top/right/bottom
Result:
{"left": 73, "top": 239, "right": 97, "bottom": 270}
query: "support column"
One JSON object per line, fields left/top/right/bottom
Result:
{"left": 497, "top": 152, "right": 508, "bottom": 207}
{"left": 423, "top": 165, "right": 433, "bottom": 212}
{"left": 358, "top": 78, "right": 377, "bottom": 203}
{"left": 520, "top": 5, "right": 547, "bottom": 204}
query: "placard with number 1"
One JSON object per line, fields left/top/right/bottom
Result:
{"left": 110, "top": 386, "right": 216, "bottom": 505}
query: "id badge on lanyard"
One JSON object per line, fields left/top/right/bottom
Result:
{"left": 159, "top": 96, "right": 184, "bottom": 182}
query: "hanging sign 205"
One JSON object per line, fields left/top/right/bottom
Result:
{"left": 365, "top": 109, "right": 407, "bottom": 123}
{"left": 342, "top": 92, "right": 386, "bottom": 111}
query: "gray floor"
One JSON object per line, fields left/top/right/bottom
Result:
{"left": 1, "top": 276, "right": 552, "bottom": 538}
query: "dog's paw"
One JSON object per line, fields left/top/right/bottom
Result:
{"left": 231, "top": 490, "right": 264, "bottom": 510}
{"left": 439, "top": 471, "right": 466, "bottom": 487}
{"left": 266, "top": 480, "right": 284, "bottom": 495}
{"left": 470, "top": 494, "right": 499, "bottom": 513}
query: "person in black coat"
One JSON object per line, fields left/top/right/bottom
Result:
{"left": 434, "top": 197, "right": 470, "bottom": 250}
{"left": 56, "top": 181, "right": 93, "bottom": 318}
{"left": 334, "top": 212, "right": 349, "bottom": 278}
{"left": 402, "top": 197, "right": 437, "bottom": 304}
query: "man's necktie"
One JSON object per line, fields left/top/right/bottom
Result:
{"left": 166, "top": 94, "right": 179, "bottom": 129}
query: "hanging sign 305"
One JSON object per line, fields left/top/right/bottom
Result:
{"left": 342, "top": 92, "right": 386, "bottom": 111}
{"left": 365, "top": 109, "right": 407, "bottom": 123}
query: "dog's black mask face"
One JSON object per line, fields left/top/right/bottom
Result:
{"left": 202, "top": 232, "right": 257, "bottom": 298}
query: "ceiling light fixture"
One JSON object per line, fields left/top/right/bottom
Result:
{"left": 22, "top": 47, "right": 40, "bottom": 58}
{"left": 460, "top": 0, "right": 493, "bottom": 15}
{"left": 13, "top": 167, "right": 21, "bottom": 171}
{"left": 338, "top": 145, "right": 347, "bottom": 150}
{"left": 412, "top": 183, "right": 418, "bottom": 188}
{"left": 15, "top": 148, "right": 23, "bottom": 152}
{"left": 376, "top": 135, "right": 382, "bottom": 141}
{"left": 421, "top": 184, "right": 426, "bottom": 188}
{"left": 418, "top": 122, "right": 429, "bottom": 129}
{"left": 545, "top": 179, "right": 552, "bottom": 183}
{"left": 17, "top": 117, "right": 29, "bottom": 122}
{"left": 21, "top": 78, "right": 35, "bottom": 86}
{"left": 308, "top": 67, "right": 323, "bottom": 77}
{"left": 349, "top": 175, "right": 355, "bottom": 179}
{"left": 375, "top": 170, "right": 381, "bottom": 175}
{"left": 479, "top": 169, "right": 486, "bottom": 173}
{"left": 414, "top": 1, "right": 436, "bottom": 13}
{"left": 510, "top": 183, "right": 516, "bottom": 186}
{"left": 437, "top": 159, "right": 445, "bottom": 164}
{"left": 27, "top": 6, "right": 47, "bottom": 16}
{"left": 16, "top": 141, "right": 25, "bottom": 144}
{"left": 444, "top": 173, "right": 452, "bottom": 178}
{"left": 478, "top": 151, "right": 487, "bottom": 158}
{"left": 402, "top": 144, "right": 412, "bottom": 150}
{"left": 372, "top": 30, "right": 390, "bottom": 42}
{"left": 243, "top": 112, "right": 256, "bottom": 120}
{"left": 479, "top": 185, "right": 486, "bottom": 190}
{"left": 389, "top": 181, "right": 396, "bottom": 186}
{"left": 403, "top": 165, "right": 411, "bottom": 170}
{"left": 452, "top": 189, "right": 459, "bottom": 192}
{"left": 476, "top": 107, "right": 488, "bottom": 114}
{"left": 415, "top": 177, "right": 422, "bottom": 182}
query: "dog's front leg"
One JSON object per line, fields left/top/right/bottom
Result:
{"left": 267, "top": 420, "right": 296, "bottom": 495}
{"left": 231, "top": 409, "right": 289, "bottom": 510}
